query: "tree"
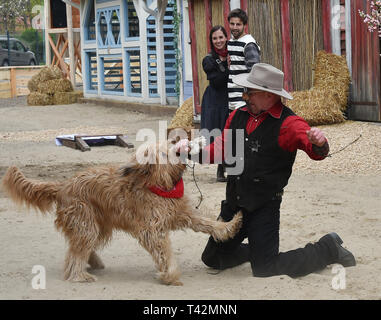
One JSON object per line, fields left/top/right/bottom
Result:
{"left": 359, "top": 0, "right": 381, "bottom": 37}
{"left": 0, "top": 0, "right": 27, "bottom": 32}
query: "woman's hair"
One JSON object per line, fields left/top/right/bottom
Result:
{"left": 209, "top": 25, "right": 228, "bottom": 58}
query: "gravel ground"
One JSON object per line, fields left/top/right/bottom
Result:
{"left": 0, "top": 97, "right": 381, "bottom": 300}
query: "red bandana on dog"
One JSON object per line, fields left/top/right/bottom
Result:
{"left": 148, "top": 178, "right": 184, "bottom": 198}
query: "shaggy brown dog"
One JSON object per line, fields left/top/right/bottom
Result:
{"left": 1, "top": 141, "right": 242, "bottom": 285}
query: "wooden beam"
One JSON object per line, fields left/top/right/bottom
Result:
{"left": 188, "top": 0, "right": 201, "bottom": 114}
{"left": 223, "top": 0, "right": 230, "bottom": 36}
{"left": 240, "top": 0, "right": 249, "bottom": 34}
{"left": 47, "top": 34, "right": 69, "bottom": 76}
{"left": 280, "top": 0, "right": 293, "bottom": 92}
{"left": 204, "top": 0, "right": 212, "bottom": 53}
{"left": 10, "top": 68, "right": 17, "bottom": 98}
{"left": 52, "top": 34, "right": 63, "bottom": 66}
{"left": 66, "top": 3, "right": 76, "bottom": 87}
{"left": 44, "top": 0, "right": 51, "bottom": 64}
{"left": 322, "top": 0, "right": 332, "bottom": 53}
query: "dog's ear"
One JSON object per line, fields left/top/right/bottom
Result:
{"left": 119, "top": 164, "right": 136, "bottom": 177}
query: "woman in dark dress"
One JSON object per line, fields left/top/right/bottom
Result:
{"left": 201, "top": 25, "right": 229, "bottom": 182}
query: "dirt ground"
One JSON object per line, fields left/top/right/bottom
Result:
{"left": 0, "top": 97, "right": 380, "bottom": 300}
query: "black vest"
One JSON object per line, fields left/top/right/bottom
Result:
{"left": 225, "top": 105, "right": 297, "bottom": 211}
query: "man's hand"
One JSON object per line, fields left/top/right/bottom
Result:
{"left": 174, "top": 139, "right": 190, "bottom": 154}
{"left": 306, "top": 128, "right": 326, "bottom": 147}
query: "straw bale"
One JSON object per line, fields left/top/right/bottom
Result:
{"left": 53, "top": 91, "right": 81, "bottom": 105}
{"left": 51, "top": 66, "right": 64, "bottom": 79}
{"left": 38, "top": 66, "right": 58, "bottom": 82}
{"left": 285, "top": 89, "right": 346, "bottom": 126}
{"left": 27, "top": 74, "right": 40, "bottom": 92}
{"left": 37, "top": 79, "right": 73, "bottom": 95}
{"left": 169, "top": 97, "right": 194, "bottom": 129}
{"left": 313, "top": 50, "right": 350, "bottom": 110}
{"left": 27, "top": 92, "right": 54, "bottom": 106}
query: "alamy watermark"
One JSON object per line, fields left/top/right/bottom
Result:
{"left": 331, "top": 264, "right": 346, "bottom": 290}
{"left": 135, "top": 121, "right": 245, "bottom": 175}
{"left": 31, "top": 265, "right": 46, "bottom": 290}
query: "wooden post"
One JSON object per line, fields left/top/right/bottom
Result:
{"left": 223, "top": 0, "right": 231, "bottom": 36}
{"left": 188, "top": 0, "right": 201, "bottom": 114}
{"left": 156, "top": 0, "right": 168, "bottom": 105}
{"left": 66, "top": 3, "right": 76, "bottom": 87}
{"left": 204, "top": 0, "right": 212, "bottom": 53}
{"left": 10, "top": 68, "right": 17, "bottom": 98}
{"left": 322, "top": 0, "right": 332, "bottom": 53}
{"left": 240, "top": 0, "right": 249, "bottom": 33}
{"left": 280, "top": 0, "right": 293, "bottom": 92}
{"left": 44, "top": 0, "right": 51, "bottom": 65}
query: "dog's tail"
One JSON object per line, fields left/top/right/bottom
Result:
{"left": 2, "top": 166, "right": 59, "bottom": 214}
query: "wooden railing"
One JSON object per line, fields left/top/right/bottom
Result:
{"left": 0, "top": 66, "right": 45, "bottom": 99}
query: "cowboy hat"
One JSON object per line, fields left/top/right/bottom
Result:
{"left": 232, "top": 63, "right": 293, "bottom": 100}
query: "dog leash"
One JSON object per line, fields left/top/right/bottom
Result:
{"left": 186, "top": 162, "right": 203, "bottom": 209}
{"left": 327, "top": 133, "right": 362, "bottom": 157}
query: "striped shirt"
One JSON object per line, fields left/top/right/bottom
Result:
{"left": 228, "top": 34, "right": 260, "bottom": 110}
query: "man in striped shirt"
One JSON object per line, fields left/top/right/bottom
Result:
{"left": 228, "top": 9, "right": 261, "bottom": 111}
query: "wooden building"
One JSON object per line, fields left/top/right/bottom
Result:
{"left": 188, "top": 0, "right": 380, "bottom": 122}
{"left": 72, "top": 0, "right": 191, "bottom": 105}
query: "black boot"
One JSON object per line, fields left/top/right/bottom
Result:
{"left": 319, "top": 232, "right": 356, "bottom": 267}
{"left": 201, "top": 237, "right": 250, "bottom": 270}
{"left": 217, "top": 164, "right": 227, "bottom": 182}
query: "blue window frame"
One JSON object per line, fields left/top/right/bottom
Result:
{"left": 84, "top": 50, "right": 98, "bottom": 93}
{"left": 99, "top": 55, "right": 124, "bottom": 95}
{"left": 125, "top": 48, "right": 142, "bottom": 96}
{"left": 96, "top": 6, "right": 121, "bottom": 48}
{"left": 146, "top": 0, "right": 176, "bottom": 97}
{"left": 124, "top": 0, "right": 139, "bottom": 41}
{"left": 83, "top": 0, "right": 96, "bottom": 42}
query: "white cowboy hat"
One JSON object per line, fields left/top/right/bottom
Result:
{"left": 232, "top": 63, "right": 293, "bottom": 100}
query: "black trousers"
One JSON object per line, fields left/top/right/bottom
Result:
{"left": 202, "top": 199, "right": 337, "bottom": 278}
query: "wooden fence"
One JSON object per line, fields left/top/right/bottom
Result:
{"left": 0, "top": 66, "right": 44, "bottom": 99}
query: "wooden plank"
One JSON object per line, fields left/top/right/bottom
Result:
{"left": 0, "top": 82, "right": 11, "bottom": 90}
{"left": 47, "top": 34, "right": 69, "bottom": 76}
{"left": 0, "top": 70, "right": 11, "bottom": 81}
{"left": 204, "top": 0, "right": 212, "bottom": 53}
{"left": 322, "top": 0, "right": 332, "bottom": 53}
{"left": 116, "top": 135, "right": 134, "bottom": 148}
{"left": 15, "top": 69, "right": 41, "bottom": 78}
{"left": 10, "top": 68, "right": 16, "bottom": 98}
{"left": 75, "top": 137, "right": 91, "bottom": 152}
{"left": 16, "top": 88, "right": 30, "bottom": 96}
{"left": 240, "top": 0, "right": 249, "bottom": 33}
{"left": 280, "top": 0, "right": 293, "bottom": 92}
{"left": 189, "top": 0, "right": 201, "bottom": 114}
{"left": 223, "top": 0, "right": 230, "bottom": 35}
{"left": 0, "top": 91, "right": 12, "bottom": 98}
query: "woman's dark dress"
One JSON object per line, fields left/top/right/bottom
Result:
{"left": 200, "top": 54, "right": 229, "bottom": 140}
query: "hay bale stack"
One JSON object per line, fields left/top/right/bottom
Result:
{"left": 38, "top": 66, "right": 59, "bottom": 82}
{"left": 27, "top": 66, "right": 82, "bottom": 106}
{"left": 169, "top": 97, "right": 194, "bottom": 129}
{"left": 285, "top": 89, "right": 346, "bottom": 126}
{"left": 37, "top": 78, "right": 73, "bottom": 95}
{"left": 27, "top": 92, "right": 54, "bottom": 106}
{"left": 51, "top": 66, "right": 64, "bottom": 79}
{"left": 53, "top": 91, "right": 82, "bottom": 105}
{"left": 27, "top": 74, "right": 40, "bottom": 93}
{"left": 285, "top": 50, "right": 351, "bottom": 126}
{"left": 313, "top": 51, "right": 351, "bottom": 111}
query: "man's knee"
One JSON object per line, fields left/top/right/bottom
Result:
{"left": 201, "top": 237, "right": 221, "bottom": 269}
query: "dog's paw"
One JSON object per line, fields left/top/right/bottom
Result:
{"left": 159, "top": 272, "right": 183, "bottom": 286}
{"left": 189, "top": 136, "right": 206, "bottom": 155}
{"left": 69, "top": 272, "right": 98, "bottom": 283}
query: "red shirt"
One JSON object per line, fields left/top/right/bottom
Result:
{"left": 205, "top": 101, "right": 328, "bottom": 162}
